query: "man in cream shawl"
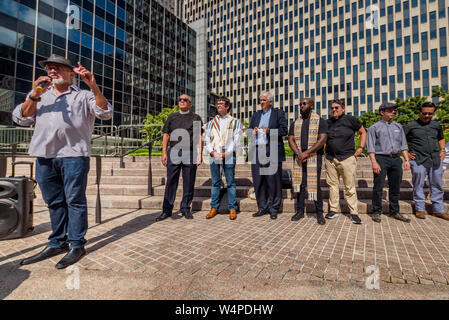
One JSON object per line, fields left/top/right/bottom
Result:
{"left": 204, "top": 96, "right": 243, "bottom": 220}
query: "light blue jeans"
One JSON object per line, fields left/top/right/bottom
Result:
{"left": 411, "top": 160, "right": 444, "bottom": 213}
{"left": 209, "top": 156, "right": 237, "bottom": 210}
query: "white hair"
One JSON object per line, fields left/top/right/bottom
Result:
{"left": 259, "top": 91, "right": 273, "bottom": 102}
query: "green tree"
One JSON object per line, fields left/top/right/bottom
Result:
{"left": 358, "top": 110, "right": 381, "bottom": 128}
{"left": 141, "top": 105, "right": 179, "bottom": 146}
{"left": 393, "top": 95, "right": 427, "bottom": 125}
{"left": 432, "top": 86, "right": 449, "bottom": 124}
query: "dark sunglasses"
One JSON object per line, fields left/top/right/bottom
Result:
{"left": 330, "top": 106, "right": 340, "bottom": 110}
{"left": 178, "top": 98, "right": 190, "bottom": 102}
{"left": 421, "top": 112, "right": 434, "bottom": 115}
{"left": 301, "top": 101, "right": 308, "bottom": 106}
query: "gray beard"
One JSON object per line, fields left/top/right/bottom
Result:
{"left": 52, "top": 78, "right": 67, "bottom": 85}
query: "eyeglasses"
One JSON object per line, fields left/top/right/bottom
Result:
{"left": 301, "top": 102, "right": 308, "bottom": 106}
{"left": 44, "top": 65, "right": 67, "bottom": 72}
{"left": 330, "top": 106, "right": 340, "bottom": 110}
{"left": 178, "top": 98, "right": 190, "bottom": 102}
{"left": 421, "top": 112, "right": 434, "bottom": 115}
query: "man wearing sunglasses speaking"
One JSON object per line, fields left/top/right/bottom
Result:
{"left": 12, "top": 54, "right": 113, "bottom": 269}
{"left": 403, "top": 102, "right": 449, "bottom": 221}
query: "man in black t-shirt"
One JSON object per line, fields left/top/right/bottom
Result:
{"left": 288, "top": 97, "right": 328, "bottom": 225}
{"left": 325, "top": 99, "right": 367, "bottom": 224}
{"left": 156, "top": 94, "right": 204, "bottom": 221}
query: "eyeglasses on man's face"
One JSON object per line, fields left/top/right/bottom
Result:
{"left": 421, "top": 112, "right": 434, "bottom": 116}
{"left": 178, "top": 98, "right": 190, "bottom": 102}
{"left": 330, "top": 106, "right": 340, "bottom": 110}
{"left": 45, "top": 65, "right": 68, "bottom": 72}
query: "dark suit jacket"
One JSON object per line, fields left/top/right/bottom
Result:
{"left": 249, "top": 107, "right": 288, "bottom": 162}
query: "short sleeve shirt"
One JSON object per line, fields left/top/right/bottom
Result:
{"left": 326, "top": 114, "right": 362, "bottom": 161}
{"left": 162, "top": 111, "right": 204, "bottom": 149}
{"left": 288, "top": 117, "right": 328, "bottom": 155}
{"left": 403, "top": 119, "right": 444, "bottom": 168}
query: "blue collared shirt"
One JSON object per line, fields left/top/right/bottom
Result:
{"left": 12, "top": 84, "right": 113, "bottom": 158}
{"left": 257, "top": 107, "right": 272, "bottom": 145}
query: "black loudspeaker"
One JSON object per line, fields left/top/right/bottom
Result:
{"left": 281, "top": 168, "right": 292, "bottom": 189}
{"left": 0, "top": 177, "right": 35, "bottom": 240}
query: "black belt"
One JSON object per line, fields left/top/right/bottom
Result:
{"left": 377, "top": 153, "right": 401, "bottom": 158}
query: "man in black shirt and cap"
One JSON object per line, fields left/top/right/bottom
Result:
{"left": 156, "top": 94, "right": 203, "bottom": 221}
{"left": 404, "top": 102, "right": 448, "bottom": 221}
{"left": 325, "top": 99, "right": 367, "bottom": 224}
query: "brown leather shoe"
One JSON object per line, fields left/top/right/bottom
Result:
{"left": 206, "top": 208, "right": 218, "bottom": 219}
{"left": 432, "top": 212, "right": 449, "bottom": 221}
{"left": 229, "top": 209, "right": 237, "bottom": 220}
{"left": 415, "top": 211, "right": 426, "bottom": 219}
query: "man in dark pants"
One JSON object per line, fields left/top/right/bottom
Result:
{"left": 366, "top": 102, "right": 411, "bottom": 223}
{"left": 288, "top": 98, "right": 328, "bottom": 225}
{"left": 249, "top": 91, "right": 288, "bottom": 220}
{"left": 156, "top": 94, "right": 203, "bottom": 221}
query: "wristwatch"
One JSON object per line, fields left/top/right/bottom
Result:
{"left": 295, "top": 151, "right": 301, "bottom": 156}
{"left": 28, "top": 95, "right": 41, "bottom": 102}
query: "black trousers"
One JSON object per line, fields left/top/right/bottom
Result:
{"left": 372, "top": 155, "right": 402, "bottom": 215}
{"left": 296, "top": 155, "right": 323, "bottom": 215}
{"left": 162, "top": 148, "right": 197, "bottom": 214}
{"left": 251, "top": 162, "right": 283, "bottom": 214}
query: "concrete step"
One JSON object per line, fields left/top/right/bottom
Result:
{"left": 33, "top": 194, "right": 449, "bottom": 214}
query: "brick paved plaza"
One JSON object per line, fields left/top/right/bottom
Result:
{"left": 1, "top": 204, "right": 449, "bottom": 299}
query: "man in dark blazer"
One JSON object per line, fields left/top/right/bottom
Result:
{"left": 249, "top": 91, "right": 288, "bottom": 219}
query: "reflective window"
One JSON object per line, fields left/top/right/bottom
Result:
{"left": 0, "top": 26, "right": 17, "bottom": 47}
{"left": 19, "top": 4, "right": 36, "bottom": 25}
{"left": 0, "top": 1, "right": 19, "bottom": 18}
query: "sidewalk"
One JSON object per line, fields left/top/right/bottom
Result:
{"left": 1, "top": 206, "right": 449, "bottom": 299}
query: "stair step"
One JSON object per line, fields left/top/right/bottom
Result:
{"left": 33, "top": 195, "right": 449, "bottom": 214}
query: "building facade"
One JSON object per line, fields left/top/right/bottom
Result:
{"left": 185, "top": 0, "right": 449, "bottom": 124}
{"left": 0, "top": 0, "right": 196, "bottom": 126}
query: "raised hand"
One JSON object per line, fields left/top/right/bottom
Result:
{"left": 74, "top": 62, "right": 97, "bottom": 89}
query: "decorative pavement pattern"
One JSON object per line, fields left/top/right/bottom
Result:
{"left": 2, "top": 205, "right": 449, "bottom": 291}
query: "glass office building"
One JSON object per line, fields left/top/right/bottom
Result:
{"left": 185, "top": 0, "right": 449, "bottom": 124}
{"left": 0, "top": 0, "right": 196, "bottom": 126}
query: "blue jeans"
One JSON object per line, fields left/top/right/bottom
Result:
{"left": 411, "top": 160, "right": 444, "bottom": 213}
{"left": 36, "top": 157, "right": 90, "bottom": 248}
{"left": 209, "top": 156, "right": 237, "bottom": 210}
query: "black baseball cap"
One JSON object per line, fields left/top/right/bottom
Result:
{"left": 379, "top": 102, "right": 397, "bottom": 111}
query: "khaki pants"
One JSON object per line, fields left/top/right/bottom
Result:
{"left": 325, "top": 155, "right": 358, "bottom": 214}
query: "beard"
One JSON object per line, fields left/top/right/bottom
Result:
{"left": 52, "top": 78, "right": 67, "bottom": 85}
{"left": 300, "top": 108, "right": 311, "bottom": 117}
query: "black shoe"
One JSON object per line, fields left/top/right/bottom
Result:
{"left": 270, "top": 212, "right": 278, "bottom": 220}
{"left": 317, "top": 215, "right": 326, "bottom": 225}
{"left": 183, "top": 211, "right": 194, "bottom": 219}
{"left": 291, "top": 212, "right": 304, "bottom": 221}
{"left": 156, "top": 212, "right": 172, "bottom": 221}
{"left": 371, "top": 213, "right": 381, "bottom": 223}
{"left": 391, "top": 213, "right": 410, "bottom": 223}
{"left": 252, "top": 210, "right": 267, "bottom": 217}
{"left": 325, "top": 211, "right": 339, "bottom": 219}
{"left": 55, "top": 247, "right": 86, "bottom": 269}
{"left": 20, "top": 244, "right": 69, "bottom": 266}
{"left": 350, "top": 214, "right": 362, "bottom": 224}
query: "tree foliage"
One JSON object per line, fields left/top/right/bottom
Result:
{"left": 358, "top": 87, "right": 449, "bottom": 129}
{"left": 141, "top": 105, "right": 179, "bottom": 145}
